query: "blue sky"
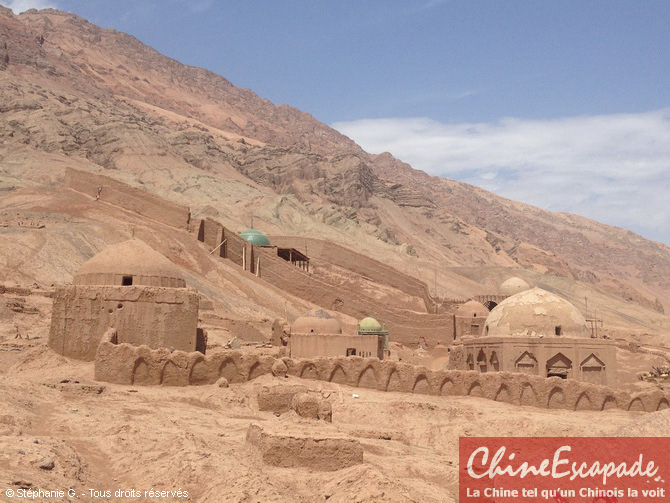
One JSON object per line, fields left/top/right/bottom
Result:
{"left": 5, "top": 0, "right": 670, "bottom": 245}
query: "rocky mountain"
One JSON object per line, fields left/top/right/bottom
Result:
{"left": 1, "top": 6, "right": 670, "bottom": 338}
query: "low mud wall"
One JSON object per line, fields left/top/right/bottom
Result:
{"left": 95, "top": 332, "right": 670, "bottom": 413}
{"left": 65, "top": 168, "right": 191, "bottom": 229}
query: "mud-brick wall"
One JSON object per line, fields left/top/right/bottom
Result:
{"left": 49, "top": 285, "right": 199, "bottom": 361}
{"left": 197, "top": 218, "right": 224, "bottom": 253}
{"left": 196, "top": 218, "right": 253, "bottom": 271}
{"left": 272, "top": 236, "right": 436, "bottom": 312}
{"left": 195, "top": 217, "right": 453, "bottom": 345}
{"left": 65, "top": 168, "right": 191, "bottom": 229}
{"left": 255, "top": 246, "right": 453, "bottom": 346}
{"left": 94, "top": 338, "right": 670, "bottom": 414}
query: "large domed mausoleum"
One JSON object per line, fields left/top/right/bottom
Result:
{"left": 74, "top": 239, "right": 186, "bottom": 288}
{"left": 49, "top": 239, "right": 200, "bottom": 361}
{"left": 452, "top": 287, "right": 616, "bottom": 386}
{"left": 484, "top": 288, "right": 590, "bottom": 339}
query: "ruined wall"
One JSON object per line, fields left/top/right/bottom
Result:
{"left": 272, "top": 236, "right": 436, "bottom": 312}
{"left": 197, "top": 218, "right": 224, "bottom": 254}
{"left": 454, "top": 315, "right": 487, "bottom": 340}
{"left": 196, "top": 218, "right": 253, "bottom": 270}
{"left": 254, "top": 245, "right": 453, "bottom": 347}
{"left": 50, "top": 285, "right": 199, "bottom": 361}
{"left": 195, "top": 217, "right": 454, "bottom": 346}
{"left": 94, "top": 332, "right": 670, "bottom": 413}
{"left": 195, "top": 217, "right": 453, "bottom": 345}
{"left": 65, "top": 168, "right": 191, "bottom": 229}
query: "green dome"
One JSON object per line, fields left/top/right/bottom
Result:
{"left": 240, "top": 228, "right": 271, "bottom": 246}
{"left": 358, "top": 317, "right": 383, "bottom": 332}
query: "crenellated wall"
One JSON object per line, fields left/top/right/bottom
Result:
{"left": 65, "top": 168, "right": 191, "bottom": 230}
{"left": 94, "top": 330, "right": 670, "bottom": 413}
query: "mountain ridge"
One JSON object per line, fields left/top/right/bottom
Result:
{"left": 1, "top": 6, "right": 669, "bottom": 331}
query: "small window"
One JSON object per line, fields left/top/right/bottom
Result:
{"left": 346, "top": 348, "right": 357, "bottom": 356}
{"left": 555, "top": 325, "right": 562, "bottom": 336}
{"left": 122, "top": 276, "right": 133, "bottom": 286}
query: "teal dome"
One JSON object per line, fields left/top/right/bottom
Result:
{"left": 240, "top": 228, "right": 271, "bottom": 246}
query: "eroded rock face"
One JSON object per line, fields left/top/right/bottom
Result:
{"left": 246, "top": 424, "right": 363, "bottom": 471}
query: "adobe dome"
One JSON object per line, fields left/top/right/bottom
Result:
{"left": 499, "top": 276, "right": 531, "bottom": 296}
{"left": 455, "top": 300, "right": 488, "bottom": 318}
{"left": 292, "top": 309, "right": 342, "bottom": 335}
{"left": 74, "top": 240, "right": 186, "bottom": 288}
{"left": 358, "top": 317, "right": 383, "bottom": 332}
{"left": 484, "top": 287, "right": 589, "bottom": 338}
{"left": 240, "top": 228, "right": 271, "bottom": 246}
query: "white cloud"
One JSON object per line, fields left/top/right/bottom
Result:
{"left": 3, "top": 0, "right": 56, "bottom": 13}
{"left": 332, "top": 109, "right": 670, "bottom": 245}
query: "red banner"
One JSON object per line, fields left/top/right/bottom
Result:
{"left": 459, "top": 437, "right": 669, "bottom": 503}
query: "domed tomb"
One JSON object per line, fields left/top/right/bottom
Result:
{"left": 499, "top": 276, "right": 530, "bottom": 296}
{"left": 75, "top": 239, "right": 185, "bottom": 288}
{"left": 240, "top": 228, "right": 271, "bottom": 246}
{"left": 455, "top": 300, "right": 489, "bottom": 318}
{"left": 49, "top": 239, "right": 199, "bottom": 361}
{"left": 484, "top": 287, "right": 589, "bottom": 338}
{"left": 292, "top": 309, "right": 342, "bottom": 335}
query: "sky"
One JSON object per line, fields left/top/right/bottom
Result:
{"left": 4, "top": 0, "right": 670, "bottom": 245}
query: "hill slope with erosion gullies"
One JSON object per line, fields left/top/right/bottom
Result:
{"left": 1, "top": 7, "right": 669, "bottom": 340}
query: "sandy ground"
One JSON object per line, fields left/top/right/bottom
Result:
{"left": 1, "top": 321, "right": 668, "bottom": 503}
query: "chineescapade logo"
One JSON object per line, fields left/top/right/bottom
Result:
{"left": 459, "top": 437, "right": 669, "bottom": 503}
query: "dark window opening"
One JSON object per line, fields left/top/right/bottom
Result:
{"left": 122, "top": 276, "right": 133, "bottom": 286}
{"left": 197, "top": 219, "right": 205, "bottom": 242}
{"left": 346, "top": 348, "right": 357, "bottom": 356}
{"left": 547, "top": 370, "right": 568, "bottom": 379}
{"left": 555, "top": 325, "right": 562, "bottom": 336}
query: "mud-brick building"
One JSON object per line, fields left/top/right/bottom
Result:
{"left": 49, "top": 239, "right": 200, "bottom": 361}
{"left": 290, "top": 309, "right": 385, "bottom": 360}
{"left": 456, "top": 288, "right": 616, "bottom": 386}
{"left": 453, "top": 300, "right": 489, "bottom": 340}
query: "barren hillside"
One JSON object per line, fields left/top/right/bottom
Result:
{"left": 0, "top": 6, "right": 669, "bottom": 340}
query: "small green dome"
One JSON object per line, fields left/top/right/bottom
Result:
{"left": 240, "top": 228, "right": 271, "bottom": 246}
{"left": 358, "top": 317, "right": 383, "bottom": 332}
